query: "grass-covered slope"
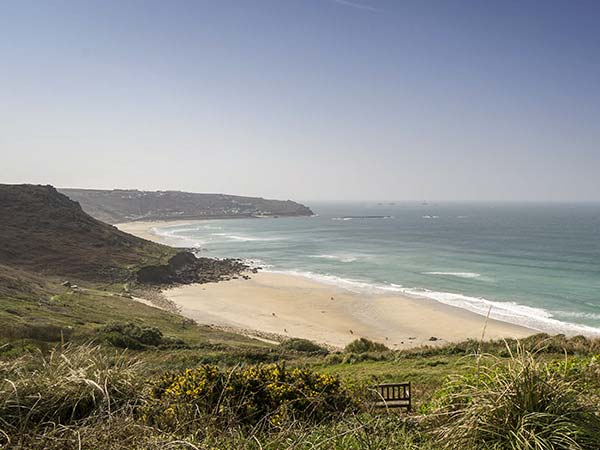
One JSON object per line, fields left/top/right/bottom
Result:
{"left": 60, "top": 188, "right": 314, "bottom": 223}
{"left": 1, "top": 336, "right": 599, "bottom": 449}
{"left": 0, "top": 184, "right": 249, "bottom": 348}
{"left": 0, "top": 184, "right": 175, "bottom": 282}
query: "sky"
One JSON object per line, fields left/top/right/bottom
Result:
{"left": 1, "top": 0, "right": 599, "bottom": 202}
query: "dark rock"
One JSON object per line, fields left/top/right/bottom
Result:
{"left": 137, "top": 265, "right": 174, "bottom": 284}
{"left": 136, "top": 251, "right": 250, "bottom": 286}
{"left": 168, "top": 251, "right": 198, "bottom": 270}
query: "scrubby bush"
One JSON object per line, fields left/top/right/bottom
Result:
{"left": 279, "top": 338, "right": 328, "bottom": 354}
{"left": 342, "top": 352, "right": 389, "bottom": 364}
{"left": 99, "top": 322, "right": 186, "bottom": 349}
{"left": 520, "top": 333, "right": 600, "bottom": 356}
{"left": 428, "top": 346, "right": 600, "bottom": 449}
{"left": 324, "top": 353, "right": 344, "bottom": 365}
{"left": 345, "top": 338, "right": 388, "bottom": 353}
{"left": 143, "top": 363, "right": 354, "bottom": 431}
{"left": 393, "top": 334, "right": 600, "bottom": 361}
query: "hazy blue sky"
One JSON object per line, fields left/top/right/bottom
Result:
{"left": 1, "top": 0, "right": 599, "bottom": 201}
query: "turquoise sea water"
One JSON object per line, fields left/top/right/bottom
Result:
{"left": 154, "top": 202, "right": 600, "bottom": 336}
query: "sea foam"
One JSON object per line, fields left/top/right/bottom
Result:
{"left": 151, "top": 226, "right": 207, "bottom": 247}
{"left": 267, "top": 269, "right": 404, "bottom": 294}
{"left": 399, "top": 287, "right": 600, "bottom": 337}
{"left": 308, "top": 254, "right": 359, "bottom": 263}
{"left": 266, "top": 269, "right": 600, "bottom": 337}
{"left": 424, "top": 271, "right": 482, "bottom": 279}
{"left": 211, "top": 233, "right": 283, "bottom": 242}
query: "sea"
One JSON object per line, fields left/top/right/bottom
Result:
{"left": 153, "top": 202, "right": 600, "bottom": 336}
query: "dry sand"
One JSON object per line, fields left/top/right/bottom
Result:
{"left": 118, "top": 220, "right": 535, "bottom": 349}
{"left": 165, "top": 272, "right": 534, "bottom": 349}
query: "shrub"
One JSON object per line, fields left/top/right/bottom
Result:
{"left": 342, "top": 352, "right": 388, "bottom": 364}
{"left": 344, "top": 338, "right": 388, "bottom": 353}
{"left": 99, "top": 323, "right": 186, "bottom": 350}
{"left": 392, "top": 334, "right": 600, "bottom": 361}
{"left": 279, "top": 338, "right": 328, "bottom": 354}
{"left": 143, "top": 363, "right": 354, "bottom": 431}
{"left": 427, "top": 345, "right": 600, "bottom": 449}
{"left": 520, "top": 333, "right": 600, "bottom": 355}
{"left": 324, "top": 353, "right": 344, "bottom": 365}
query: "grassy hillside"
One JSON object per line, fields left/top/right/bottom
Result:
{"left": 0, "top": 184, "right": 176, "bottom": 282}
{"left": 1, "top": 335, "right": 599, "bottom": 449}
{"left": 60, "top": 188, "right": 314, "bottom": 223}
{"left": 0, "top": 184, "right": 249, "bottom": 348}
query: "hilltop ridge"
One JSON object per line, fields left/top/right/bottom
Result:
{"left": 59, "top": 188, "right": 313, "bottom": 224}
{"left": 0, "top": 184, "right": 175, "bottom": 282}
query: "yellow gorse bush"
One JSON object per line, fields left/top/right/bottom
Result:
{"left": 143, "top": 363, "right": 353, "bottom": 431}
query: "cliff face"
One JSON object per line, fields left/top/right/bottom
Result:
{"left": 59, "top": 188, "right": 314, "bottom": 224}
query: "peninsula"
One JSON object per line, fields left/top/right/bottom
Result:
{"left": 59, "top": 188, "right": 313, "bottom": 224}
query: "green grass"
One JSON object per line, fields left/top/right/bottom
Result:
{"left": 428, "top": 346, "right": 600, "bottom": 449}
{"left": 0, "top": 283, "right": 282, "bottom": 382}
{"left": 315, "top": 356, "right": 473, "bottom": 408}
{"left": 1, "top": 339, "right": 598, "bottom": 449}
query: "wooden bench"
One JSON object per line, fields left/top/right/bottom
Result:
{"left": 373, "top": 382, "right": 411, "bottom": 411}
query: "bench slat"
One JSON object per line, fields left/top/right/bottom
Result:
{"left": 373, "top": 382, "right": 411, "bottom": 411}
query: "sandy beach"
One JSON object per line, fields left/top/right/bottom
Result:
{"left": 165, "top": 272, "right": 533, "bottom": 349}
{"left": 118, "top": 220, "right": 535, "bottom": 349}
{"left": 116, "top": 220, "right": 195, "bottom": 242}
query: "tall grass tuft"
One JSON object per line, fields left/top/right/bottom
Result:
{"left": 427, "top": 344, "right": 600, "bottom": 449}
{"left": 0, "top": 344, "right": 144, "bottom": 436}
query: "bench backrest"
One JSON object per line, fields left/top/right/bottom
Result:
{"left": 374, "top": 382, "right": 411, "bottom": 410}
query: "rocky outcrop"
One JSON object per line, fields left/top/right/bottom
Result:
{"left": 137, "top": 251, "right": 252, "bottom": 285}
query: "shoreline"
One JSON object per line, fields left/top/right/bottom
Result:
{"left": 116, "top": 219, "right": 196, "bottom": 242}
{"left": 117, "top": 219, "right": 537, "bottom": 348}
{"left": 165, "top": 272, "right": 534, "bottom": 349}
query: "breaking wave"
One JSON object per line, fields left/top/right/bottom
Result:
{"left": 424, "top": 271, "right": 482, "bottom": 279}
{"left": 266, "top": 269, "right": 600, "bottom": 337}
{"left": 211, "top": 233, "right": 283, "bottom": 242}
{"left": 308, "top": 254, "right": 360, "bottom": 263}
